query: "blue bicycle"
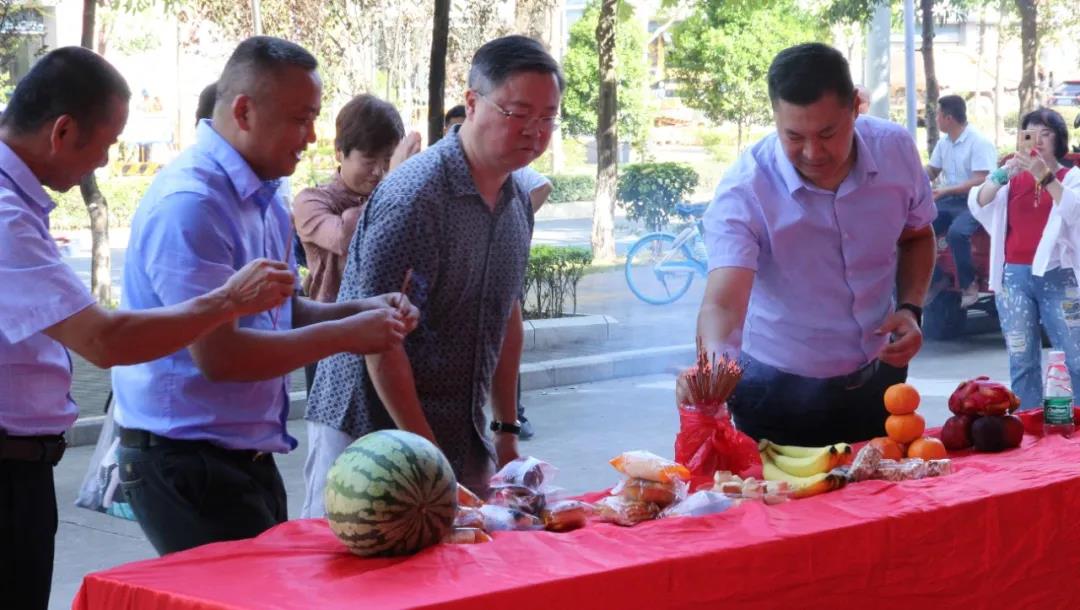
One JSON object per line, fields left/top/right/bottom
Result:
{"left": 624, "top": 202, "right": 709, "bottom": 305}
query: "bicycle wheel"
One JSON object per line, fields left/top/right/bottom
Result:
{"left": 625, "top": 233, "right": 696, "bottom": 305}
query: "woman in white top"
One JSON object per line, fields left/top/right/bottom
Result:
{"left": 969, "top": 108, "right": 1080, "bottom": 409}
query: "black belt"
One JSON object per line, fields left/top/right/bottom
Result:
{"left": 118, "top": 427, "right": 270, "bottom": 462}
{"left": 0, "top": 430, "right": 66, "bottom": 465}
{"left": 828, "top": 359, "right": 880, "bottom": 390}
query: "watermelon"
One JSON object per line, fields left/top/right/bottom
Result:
{"left": 324, "top": 430, "right": 457, "bottom": 557}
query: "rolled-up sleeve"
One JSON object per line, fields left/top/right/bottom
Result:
{"left": 137, "top": 192, "right": 236, "bottom": 306}
{"left": 1055, "top": 167, "right": 1080, "bottom": 227}
{"left": 293, "top": 186, "right": 361, "bottom": 257}
{"left": 0, "top": 204, "right": 94, "bottom": 343}
{"left": 702, "top": 179, "right": 761, "bottom": 272}
{"left": 969, "top": 180, "right": 1007, "bottom": 227}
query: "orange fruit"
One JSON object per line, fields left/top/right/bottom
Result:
{"left": 884, "top": 383, "right": 921, "bottom": 415}
{"left": 869, "top": 436, "right": 903, "bottom": 461}
{"left": 907, "top": 437, "right": 948, "bottom": 460}
{"left": 885, "top": 413, "right": 926, "bottom": 445}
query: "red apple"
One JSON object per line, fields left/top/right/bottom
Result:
{"left": 940, "top": 414, "right": 975, "bottom": 450}
{"left": 1001, "top": 414, "right": 1025, "bottom": 449}
{"left": 972, "top": 415, "right": 1007, "bottom": 452}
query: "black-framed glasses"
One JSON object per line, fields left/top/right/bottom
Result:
{"left": 476, "top": 92, "right": 560, "bottom": 131}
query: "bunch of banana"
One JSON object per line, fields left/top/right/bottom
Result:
{"left": 758, "top": 440, "right": 853, "bottom": 499}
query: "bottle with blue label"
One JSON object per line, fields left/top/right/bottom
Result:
{"left": 1043, "top": 351, "right": 1074, "bottom": 438}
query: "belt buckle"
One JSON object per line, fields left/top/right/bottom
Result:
{"left": 253, "top": 451, "right": 268, "bottom": 462}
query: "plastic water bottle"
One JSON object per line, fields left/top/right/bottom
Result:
{"left": 1043, "top": 350, "right": 1075, "bottom": 437}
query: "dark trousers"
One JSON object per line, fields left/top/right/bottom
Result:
{"left": 0, "top": 460, "right": 56, "bottom": 610}
{"left": 728, "top": 356, "right": 907, "bottom": 446}
{"left": 117, "top": 435, "right": 287, "bottom": 556}
{"left": 933, "top": 194, "right": 982, "bottom": 289}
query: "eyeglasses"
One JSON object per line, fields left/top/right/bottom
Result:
{"left": 476, "top": 92, "right": 560, "bottom": 131}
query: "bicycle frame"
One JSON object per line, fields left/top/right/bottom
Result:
{"left": 656, "top": 222, "right": 707, "bottom": 276}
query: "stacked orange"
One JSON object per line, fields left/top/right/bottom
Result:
{"left": 878, "top": 383, "right": 947, "bottom": 460}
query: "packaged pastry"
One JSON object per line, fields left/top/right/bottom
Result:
{"left": 612, "top": 477, "right": 687, "bottom": 507}
{"left": 660, "top": 490, "right": 736, "bottom": 518}
{"left": 490, "top": 456, "right": 553, "bottom": 492}
{"left": 849, "top": 444, "right": 883, "bottom": 482}
{"left": 594, "top": 495, "right": 659, "bottom": 526}
{"left": 541, "top": 500, "right": 593, "bottom": 532}
{"left": 874, "top": 458, "right": 928, "bottom": 482}
{"left": 453, "top": 506, "right": 484, "bottom": 529}
{"left": 480, "top": 504, "right": 542, "bottom": 531}
{"left": 491, "top": 485, "right": 546, "bottom": 515}
{"left": 609, "top": 450, "right": 691, "bottom": 483}
{"left": 925, "top": 459, "right": 952, "bottom": 477}
{"left": 444, "top": 527, "right": 493, "bottom": 544}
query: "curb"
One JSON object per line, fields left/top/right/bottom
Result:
{"left": 524, "top": 314, "right": 617, "bottom": 351}
{"left": 64, "top": 344, "right": 693, "bottom": 448}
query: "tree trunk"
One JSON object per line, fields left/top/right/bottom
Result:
{"left": 591, "top": 0, "right": 618, "bottom": 263}
{"left": 548, "top": 0, "right": 565, "bottom": 173}
{"left": 736, "top": 121, "right": 743, "bottom": 154}
{"left": 1015, "top": 0, "right": 1038, "bottom": 118}
{"left": 81, "top": 0, "right": 111, "bottom": 305}
{"left": 994, "top": 0, "right": 1006, "bottom": 148}
{"left": 921, "top": 0, "right": 939, "bottom": 155}
{"left": 428, "top": 0, "right": 450, "bottom": 145}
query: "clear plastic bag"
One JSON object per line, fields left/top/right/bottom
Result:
{"left": 541, "top": 500, "right": 593, "bottom": 532}
{"left": 453, "top": 506, "right": 484, "bottom": 529}
{"left": 594, "top": 495, "right": 659, "bottom": 527}
{"left": 479, "top": 504, "right": 543, "bottom": 531}
{"left": 457, "top": 484, "right": 484, "bottom": 508}
{"left": 609, "top": 450, "right": 691, "bottom": 483}
{"left": 490, "top": 456, "right": 555, "bottom": 493}
{"left": 660, "top": 490, "right": 736, "bottom": 518}
{"left": 612, "top": 477, "right": 688, "bottom": 508}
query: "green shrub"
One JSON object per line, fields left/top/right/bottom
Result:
{"left": 616, "top": 162, "right": 699, "bottom": 232}
{"left": 523, "top": 245, "right": 593, "bottom": 319}
{"left": 548, "top": 174, "right": 595, "bottom": 203}
{"left": 46, "top": 175, "right": 155, "bottom": 231}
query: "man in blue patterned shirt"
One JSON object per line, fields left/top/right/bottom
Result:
{"left": 303, "top": 35, "right": 563, "bottom": 516}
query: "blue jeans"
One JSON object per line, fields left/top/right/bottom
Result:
{"left": 933, "top": 194, "right": 981, "bottom": 289}
{"left": 996, "top": 265, "right": 1080, "bottom": 409}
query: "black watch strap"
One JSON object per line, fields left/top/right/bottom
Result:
{"left": 897, "top": 302, "right": 923, "bottom": 327}
{"left": 490, "top": 420, "right": 521, "bottom": 435}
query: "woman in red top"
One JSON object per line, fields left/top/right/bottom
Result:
{"left": 972, "top": 108, "right": 1080, "bottom": 409}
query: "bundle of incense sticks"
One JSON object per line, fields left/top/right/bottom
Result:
{"left": 682, "top": 338, "right": 742, "bottom": 407}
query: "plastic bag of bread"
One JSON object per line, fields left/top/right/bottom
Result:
{"left": 925, "top": 459, "right": 952, "bottom": 477}
{"left": 612, "top": 477, "right": 688, "bottom": 508}
{"left": 848, "top": 444, "right": 883, "bottom": 482}
{"left": 453, "top": 506, "right": 484, "bottom": 529}
{"left": 609, "top": 450, "right": 691, "bottom": 483}
{"left": 594, "top": 495, "right": 659, "bottom": 527}
{"left": 874, "top": 458, "right": 928, "bottom": 481}
{"left": 444, "top": 527, "right": 493, "bottom": 545}
{"left": 541, "top": 500, "right": 593, "bottom": 532}
{"left": 490, "top": 456, "right": 554, "bottom": 492}
{"left": 479, "top": 504, "right": 543, "bottom": 531}
{"left": 490, "top": 485, "right": 547, "bottom": 515}
{"left": 660, "top": 490, "right": 736, "bottom": 518}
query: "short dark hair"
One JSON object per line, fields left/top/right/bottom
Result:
{"left": 938, "top": 95, "right": 967, "bottom": 124}
{"left": 468, "top": 35, "right": 564, "bottom": 94}
{"left": 334, "top": 94, "right": 404, "bottom": 155}
{"left": 195, "top": 82, "right": 217, "bottom": 124}
{"left": 0, "top": 46, "right": 130, "bottom": 140}
{"left": 767, "top": 43, "right": 854, "bottom": 107}
{"left": 1021, "top": 107, "right": 1070, "bottom": 162}
{"left": 444, "top": 104, "right": 466, "bottom": 127}
{"left": 215, "top": 36, "right": 318, "bottom": 114}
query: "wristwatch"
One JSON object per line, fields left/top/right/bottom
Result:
{"left": 490, "top": 420, "right": 522, "bottom": 435}
{"left": 1040, "top": 170, "right": 1057, "bottom": 187}
{"left": 897, "top": 303, "right": 923, "bottom": 328}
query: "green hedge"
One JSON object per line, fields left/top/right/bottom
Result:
{"left": 617, "top": 162, "right": 699, "bottom": 232}
{"left": 548, "top": 173, "right": 596, "bottom": 203}
{"left": 523, "top": 245, "right": 593, "bottom": 319}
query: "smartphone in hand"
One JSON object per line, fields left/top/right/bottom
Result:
{"left": 1018, "top": 129, "right": 1037, "bottom": 156}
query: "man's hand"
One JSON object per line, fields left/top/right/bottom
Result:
{"left": 366, "top": 292, "right": 420, "bottom": 333}
{"left": 220, "top": 258, "right": 295, "bottom": 318}
{"left": 340, "top": 308, "right": 407, "bottom": 354}
{"left": 875, "top": 310, "right": 923, "bottom": 368}
{"left": 494, "top": 432, "right": 520, "bottom": 469}
{"left": 389, "top": 132, "right": 422, "bottom": 171}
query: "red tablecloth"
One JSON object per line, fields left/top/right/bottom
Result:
{"left": 74, "top": 426, "right": 1080, "bottom": 609}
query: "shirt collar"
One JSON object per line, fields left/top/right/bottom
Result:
{"left": 773, "top": 121, "right": 879, "bottom": 198}
{"left": 950, "top": 126, "right": 970, "bottom": 144}
{"left": 0, "top": 140, "right": 56, "bottom": 214}
{"left": 441, "top": 126, "right": 481, "bottom": 199}
{"left": 196, "top": 120, "right": 282, "bottom": 209}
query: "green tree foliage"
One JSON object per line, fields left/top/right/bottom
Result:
{"left": 562, "top": 0, "right": 649, "bottom": 151}
{"left": 617, "top": 162, "right": 698, "bottom": 232}
{"left": 665, "top": 0, "right": 821, "bottom": 150}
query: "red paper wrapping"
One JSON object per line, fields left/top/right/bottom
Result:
{"left": 674, "top": 403, "right": 760, "bottom": 480}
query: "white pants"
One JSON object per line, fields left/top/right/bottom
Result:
{"left": 301, "top": 421, "right": 356, "bottom": 519}
{"left": 302, "top": 421, "right": 498, "bottom": 518}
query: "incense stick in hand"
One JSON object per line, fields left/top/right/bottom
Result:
{"left": 397, "top": 268, "right": 413, "bottom": 315}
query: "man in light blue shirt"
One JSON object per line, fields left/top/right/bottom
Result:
{"left": 683, "top": 43, "right": 936, "bottom": 446}
{"left": 0, "top": 48, "right": 295, "bottom": 610}
{"left": 926, "top": 95, "right": 999, "bottom": 306}
{"left": 112, "top": 37, "right": 418, "bottom": 556}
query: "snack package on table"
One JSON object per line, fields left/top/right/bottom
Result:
{"left": 489, "top": 456, "right": 562, "bottom": 517}
{"left": 594, "top": 495, "right": 659, "bottom": 527}
{"left": 612, "top": 477, "right": 688, "bottom": 508}
{"left": 444, "top": 527, "right": 493, "bottom": 545}
{"left": 480, "top": 503, "right": 543, "bottom": 532}
{"left": 541, "top": 500, "right": 593, "bottom": 532}
{"left": 713, "top": 471, "right": 790, "bottom": 505}
{"left": 660, "top": 490, "right": 737, "bottom": 518}
{"left": 457, "top": 484, "right": 484, "bottom": 508}
{"left": 610, "top": 450, "right": 691, "bottom": 484}
{"left": 453, "top": 506, "right": 484, "bottom": 529}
